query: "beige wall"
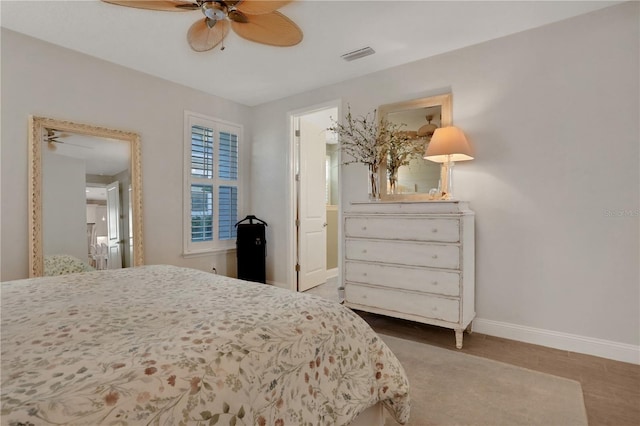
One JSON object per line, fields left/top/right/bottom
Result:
{"left": 250, "top": 3, "right": 639, "bottom": 350}
{"left": 1, "top": 29, "right": 252, "bottom": 280}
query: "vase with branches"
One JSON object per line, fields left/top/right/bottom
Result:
{"left": 382, "top": 122, "right": 426, "bottom": 195}
{"left": 329, "top": 106, "right": 388, "bottom": 200}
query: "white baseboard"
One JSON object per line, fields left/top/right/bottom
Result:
{"left": 473, "top": 318, "right": 640, "bottom": 365}
{"left": 326, "top": 268, "right": 338, "bottom": 280}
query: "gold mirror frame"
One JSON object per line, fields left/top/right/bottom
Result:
{"left": 28, "top": 116, "right": 144, "bottom": 277}
{"left": 378, "top": 93, "right": 452, "bottom": 200}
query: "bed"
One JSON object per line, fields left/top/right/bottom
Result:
{"left": 1, "top": 265, "right": 410, "bottom": 425}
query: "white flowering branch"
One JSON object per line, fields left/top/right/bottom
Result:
{"left": 328, "top": 106, "right": 388, "bottom": 168}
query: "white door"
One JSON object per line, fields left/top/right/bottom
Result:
{"left": 297, "top": 116, "right": 327, "bottom": 291}
{"left": 106, "top": 181, "right": 122, "bottom": 269}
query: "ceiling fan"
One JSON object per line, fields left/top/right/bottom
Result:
{"left": 417, "top": 115, "right": 438, "bottom": 138}
{"left": 44, "top": 129, "right": 92, "bottom": 151}
{"left": 101, "top": 0, "right": 303, "bottom": 52}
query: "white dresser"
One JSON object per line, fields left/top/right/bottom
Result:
{"left": 343, "top": 201, "right": 475, "bottom": 349}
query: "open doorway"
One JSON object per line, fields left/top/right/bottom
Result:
{"left": 289, "top": 101, "right": 340, "bottom": 292}
{"left": 86, "top": 180, "right": 129, "bottom": 270}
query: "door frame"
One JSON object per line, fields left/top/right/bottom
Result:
{"left": 287, "top": 99, "right": 342, "bottom": 292}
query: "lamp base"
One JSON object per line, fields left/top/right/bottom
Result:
{"left": 438, "top": 160, "right": 454, "bottom": 200}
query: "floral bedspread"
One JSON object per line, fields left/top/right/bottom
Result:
{"left": 1, "top": 265, "right": 409, "bottom": 425}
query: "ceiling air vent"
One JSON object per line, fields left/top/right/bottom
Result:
{"left": 341, "top": 46, "right": 375, "bottom": 62}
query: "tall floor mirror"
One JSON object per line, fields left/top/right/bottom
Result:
{"left": 28, "top": 116, "right": 144, "bottom": 277}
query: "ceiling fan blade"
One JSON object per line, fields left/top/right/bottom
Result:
{"left": 101, "top": 0, "right": 198, "bottom": 12}
{"left": 45, "top": 129, "right": 70, "bottom": 139}
{"left": 45, "top": 139, "right": 93, "bottom": 149}
{"left": 187, "top": 18, "right": 230, "bottom": 52}
{"left": 231, "top": 11, "right": 302, "bottom": 47}
{"left": 228, "top": 9, "right": 249, "bottom": 23}
{"left": 236, "top": 0, "right": 293, "bottom": 15}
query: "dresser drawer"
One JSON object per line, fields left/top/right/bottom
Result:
{"left": 345, "top": 239, "right": 460, "bottom": 269}
{"left": 345, "top": 261, "right": 460, "bottom": 296}
{"left": 345, "top": 217, "right": 460, "bottom": 243}
{"left": 346, "top": 283, "right": 460, "bottom": 323}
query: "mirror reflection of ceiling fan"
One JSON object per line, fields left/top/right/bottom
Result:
{"left": 417, "top": 115, "right": 438, "bottom": 138}
{"left": 101, "top": 0, "right": 303, "bottom": 52}
{"left": 44, "top": 129, "right": 93, "bottom": 151}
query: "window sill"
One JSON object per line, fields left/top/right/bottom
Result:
{"left": 183, "top": 247, "right": 236, "bottom": 259}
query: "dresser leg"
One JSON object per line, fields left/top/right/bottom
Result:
{"left": 465, "top": 322, "right": 473, "bottom": 334}
{"left": 455, "top": 329, "right": 463, "bottom": 349}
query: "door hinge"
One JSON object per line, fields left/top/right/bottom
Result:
{"left": 295, "top": 263, "right": 300, "bottom": 272}
{"left": 295, "top": 219, "right": 300, "bottom": 227}
{"left": 295, "top": 173, "right": 300, "bottom": 181}
{"left": 295, "top": 129, "right": 300, "bottom": 137}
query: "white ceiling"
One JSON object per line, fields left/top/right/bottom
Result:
{"left": 1, "top": 0, "right": 620, "bottom": 106}
{"left": 46, "top": 132, "right": 130, "bottom": 176}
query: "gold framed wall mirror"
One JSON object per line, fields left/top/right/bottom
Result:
{"left": 378, "top": 93, "right": 452, "bottom": 200}
{"left": 28, "top": 116, "right": 144, "bottom": 277}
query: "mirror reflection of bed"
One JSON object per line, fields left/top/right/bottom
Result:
{"left": 42, "top": 129, "right": 132, "bottom": 271}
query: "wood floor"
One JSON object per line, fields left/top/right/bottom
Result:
{"left": 356, "top": 311, "right": 640, "bottom": 426}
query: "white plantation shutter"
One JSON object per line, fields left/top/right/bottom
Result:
{"left": 191, "top": 125, "right": 214, "bottom": 178}
{"left": 190, "top": 184, "right": 213, "bottom": 242}
{"left": 218, "top": 186, "right": 237, "bottom": 240}
{"left": 184, "top": 112, "right": 242, "bottom": 254}
{"left": 219, "top": 132, "right": 238, "bottom": 180}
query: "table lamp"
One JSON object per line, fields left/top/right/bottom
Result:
{"left": 424, "top": 126, "right": 473, "bottom": 200}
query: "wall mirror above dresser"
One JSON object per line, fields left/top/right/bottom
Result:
{"left": 28, "top": 116, "right": 144, "bottom": 277}
{"left": 378, "top": 93, "right": 452, "bottom": 200}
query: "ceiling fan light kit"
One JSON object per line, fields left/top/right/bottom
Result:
{"left": 102, "top": 0, "right": 303, "bottom": 52}
{"left": 201, "top": 1, "right": 227, "bottom": 20}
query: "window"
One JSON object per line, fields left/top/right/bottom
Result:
{"left": 184, "top": 111, "right": 241, "bottom": 255}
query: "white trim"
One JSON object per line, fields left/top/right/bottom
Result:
{"left": 182, "top": 247, "right": 236, "bottom": 259}
{"left": 286, "top": 99, "right": 342, "bottom": 293}
{"left": 326, "top": 267, "right": 338, "bottom": 280}
{"left": 266, "top": 279, "right": 288, "bottom": 289}
{"left": 286, "top": 114, "right": 297, "bottom": 292}
{"left": 473, "top": 318, "right": 640, "bottom": 365}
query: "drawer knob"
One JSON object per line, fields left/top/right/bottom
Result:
{"left": 432, "top": 281, "right": 438, "bottom": 286}
{"left": 432, "top": 228, "right": 438, "bottom": 233}
{"left": 362, "top": 226, "right": 367, "bottom": 231}
{"left": 362, "top": 249, "right": 367, "bottom": 254}
{"left": 363, "top": 272, "right": 367, "bottom": 276}
{"left": 432, "top": 254, "right": 438, "bottom": 259}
